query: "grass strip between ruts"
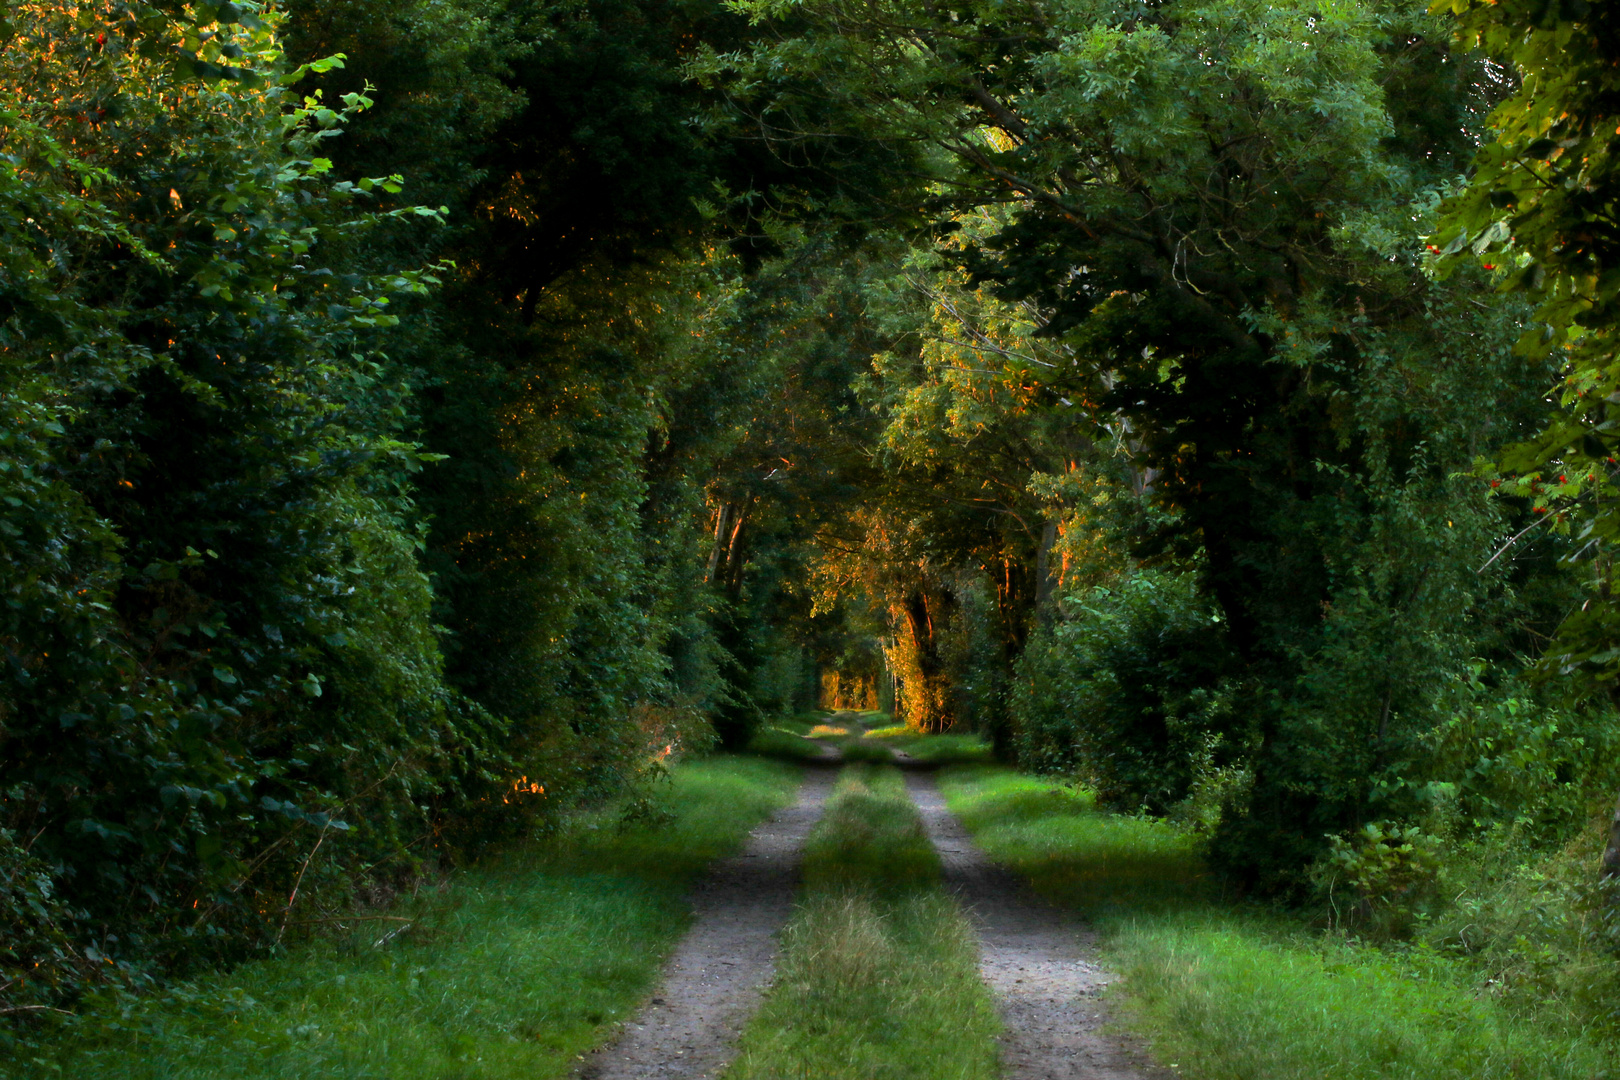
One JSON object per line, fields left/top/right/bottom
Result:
{"left": 724, "top": 762, "right": 1001, "bottom": 1080}
{"left": 21, "top": 756, "right": 800, "bottom": 1080}
{"left": 936, "top": 762, "right": 1615, "bottom": 1080}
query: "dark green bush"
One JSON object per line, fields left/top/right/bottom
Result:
{"left": 0, "top": 1, "right": 498, "bottom": 1002}
{"left": 1011, "top": 569, "right": 1243, "bottom": 814}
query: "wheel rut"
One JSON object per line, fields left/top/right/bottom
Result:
{"left": 577, "top": 763, "right": 837, "bottom": 1080}
{"left": 902, "top": 769, "right": 1169, "bottom": 1080}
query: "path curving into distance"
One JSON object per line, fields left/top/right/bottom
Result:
{"left": 903, "top": 769, "right": 1170, "bottom": 1080}
{"left": 577, "top": 763, "right": 837, "bottom": 1080}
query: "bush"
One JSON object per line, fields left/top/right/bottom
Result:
{"left": 0, "top": 830, "right": 124, "bottom": 1030}
{"left": 1010, "top": 569, "right": 1245, "bottom": 815}
{"left": 0, "top": 1, "right": 495, "bottom": 1003}
{"left": 1315, "top": 823, "right": 1444, "bottom": 939}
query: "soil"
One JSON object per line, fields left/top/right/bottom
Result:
{"left": 577, "top": 763, "right": 837, "bottom": 1080}
{"left": 903, "top": 769, "right": 1172, "bottom": 1080}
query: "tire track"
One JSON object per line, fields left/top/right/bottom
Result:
{"left": 902, "top": 769, "right": 1168, "bottom": 1080}
{"left": 578, "top": 763, "right": 837, "bottom": 1080}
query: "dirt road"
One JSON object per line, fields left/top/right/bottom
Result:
{"left": 578, "top": 764, "right": 837, "bottom": 1080}
{"left": 904, "top": 769, "right": 1168, "bottom": 1080}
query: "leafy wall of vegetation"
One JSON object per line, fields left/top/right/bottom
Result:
{"left": 0, "top": 0, "right": 839, "bottom": 1020}
{"left": 3, "top": 0, "right": 1619, "bottom": 1043}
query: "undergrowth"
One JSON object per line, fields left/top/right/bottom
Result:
{"left": 12, "top": 757, "right": 799, "bottom": 1080}
{"left": 726, "top": 763, "right": 999, "bottom": 1080}
{"left": 1417, "top": 816, "right": 1620, "bottom": 1036}
{"left": 938, "top": 764, "right": 1617, "bottom": 1080}
{"left": 747, "top": 727, "right": 831, "bottom": 762}
{"left": 746, "top": 711, "right": 839, "bottom": 762}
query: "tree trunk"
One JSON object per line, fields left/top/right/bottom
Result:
{"left": 706, "top": 500, "right": 751, "bottom": 595}
{"left": 706, "top": 503, "right": 734, "bottom": 584}
{"left": 895, "top": 588, "right": 954, "bottom": 732}
{"left": 1602, "top": 790, "right": 1620, "bottom": 885}
{"left": 723, "top": 502, "right": 750, "bottom": 598}
{"left": 1034, "top": 520, "right": 1060, "bottom": 627}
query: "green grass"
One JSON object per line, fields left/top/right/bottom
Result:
{"left": 837, "top": 739, "right": 894, "bottom": 764}
{"left": 792, "top": 710, "right": 996, "bottom": 766}
{"left": 868, "top": 729, "right": 993, "bottom": 766}
{"left": 937, "top": 764, "right": 1616, "bottom": 1080}
{"left": 749, "top": 710, "right": 905, "bottom": 764}
{"left": 796, "top": 765, "right": 938, "bottom": 894}
{"left": 725, "top": 764, "right": 1000, "bottom": 1080}
{"left": 747, "top": 725, "right": 830, "bottom": 761}
{"left": 22, "top": 757, "right": 800, "bottom": 1080}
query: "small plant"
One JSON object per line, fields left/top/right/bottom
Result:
{"left": 616, "top": 796, "right": 677, "bottom": 833}
{"left": 1168, "top": 733, "right": 1252, "bottom": 837}
{"left": 618, "top": 758, "right": 679, "bottom": 832}
{"left": 1317, "top": 822, "right": 1442, "bottom": 938}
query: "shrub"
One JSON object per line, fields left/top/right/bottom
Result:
{"left": 1316, "top": 822, "right": 1445, "bottom": 939}
{"left": 1010, "top": 569, "right": 1245, "bottom": 814}
{"left": 0, "top": 1, "right": 492, "bottom": 1002}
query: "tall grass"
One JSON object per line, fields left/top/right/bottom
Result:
{"left": 1417, "top": 819, "right": 1620, "bottom": 1032}
{"left": 18, "top": 757, "right": 800, "bottom": 1080}
{"left": 747, "top": 726, "right": 832, "bottom": 761}
{"left": 938, "top": 764, "right": 1616, "bottom": 1080}
{"left": 725, "top": 764, "right": 1000, "bottom": 1080}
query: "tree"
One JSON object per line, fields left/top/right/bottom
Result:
{"left": 0, "top": 0, "right": 495, "bottom": 1010}
{"left": 1430, "top": 0, "right": 1620, "bottom": 881}
{"left": 710, "top": 0, "right": 1564, "bottom": 886}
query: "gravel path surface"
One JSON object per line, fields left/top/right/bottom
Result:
{"left": 903, "top": 769, "right": 1168, "bottom": 1080}
{"left": 577, "top": 763, "right": 837, "bottom": 1080}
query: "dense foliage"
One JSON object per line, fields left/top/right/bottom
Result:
{"left": 4, "top": 0, "right": 1620, "bottom": 1035}
{"left": 0, "top": 0, "right": 829, "bottom": 1021}
{"left": 704, "top": 0, "right": 1600, "bottom": 887}
{"left": 0, "top": 0, "right": 491, "bottom": 1013}
{"left": 1431, "top": 0, "right": 1620, "bottom": 689}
